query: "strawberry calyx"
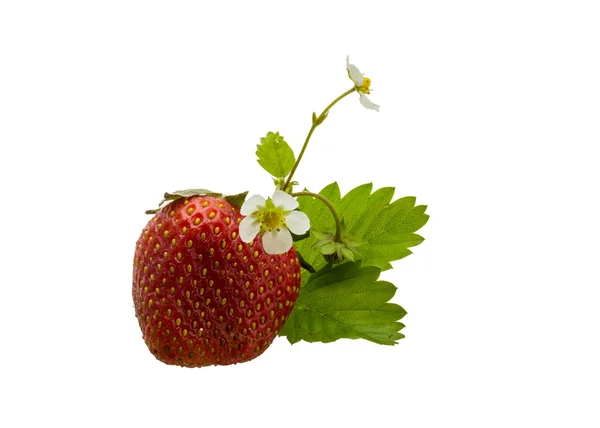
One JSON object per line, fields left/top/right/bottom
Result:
{"left": 145, "top": 189, "right": 248, "bottom": 214}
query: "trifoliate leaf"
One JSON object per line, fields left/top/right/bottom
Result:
{"left": 294, "top": 183, "right": 429, "bottom": 272}
{"left": 256, "top": 132, "right": 296, "bottom": 178}
{"left": 279, "top": 262, "right": 406, "bottom": 345}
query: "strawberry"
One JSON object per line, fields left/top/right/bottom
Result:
{"left": 132, "top": 195, "right": 301, "bottom": 367}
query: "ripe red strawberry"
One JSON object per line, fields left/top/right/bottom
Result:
{"left": 132, "top": 195, "right": 301, "bottom": 367}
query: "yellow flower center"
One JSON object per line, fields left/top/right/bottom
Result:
{"left": 359, "top": 76, "right": 372, "bottom": 94}
{"left": 262, "top": 211, "right": 283, "bottom": 230}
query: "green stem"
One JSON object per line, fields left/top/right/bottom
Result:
{"left": 283, "top": 87, "right": 357, "bottom": 191}
{"left": 292, "top": 191, "right": 342, "bottom": 242}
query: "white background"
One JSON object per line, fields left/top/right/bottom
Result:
{"left": 1, "top": 1, "right": 599, "bottom": 426}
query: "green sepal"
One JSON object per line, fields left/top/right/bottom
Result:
{"left": 315, "top": 111, "right": 328, "bottom": 125}
{"left": 162, "top": 188, "right": 220, "bottom": 204}
{"left": 311, "top": 227, "right": 364, "bottom": 264}
{"left": 145, "top": 189, "right": 248, "bottom": 214}
{"left": 223, "top": 191, "right": 249, "bottom": 208}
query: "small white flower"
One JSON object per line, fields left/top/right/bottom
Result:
{"left": 239, "top": 190, "right": 310, "bottom": 255}
{"left": 346, "top": 55, "right": 380, "bottom": 111}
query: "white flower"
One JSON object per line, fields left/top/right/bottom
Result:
{"left": 239, "top": 190, "right": 310, "bottom": 255}
{"left": 346, "top": 55, "right": 380, "bottom": 111}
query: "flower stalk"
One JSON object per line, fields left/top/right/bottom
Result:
{"left": 283, "top": 57, "right": 378, "bottom": 193}
{"left": 282, "top": 87, "right": 356, "bottom": 192}
{"left": 292, "top": 191, "right": 342, "bottom": 242}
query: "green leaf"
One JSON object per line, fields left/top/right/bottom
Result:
{"left": 279, "top": 262, "right": 406, "bottom": 345}
{"left": 294, "top": 183, "right": 428, "bottom": 272}
{"left": 256, "top": 132, "right": 296, "bottom": 178}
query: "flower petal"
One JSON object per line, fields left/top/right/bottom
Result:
{"left": 262, "top": 228, "right": 293, "bottom": 255}
{"left": 240, "top": 194, "right": 266, "bottom": 215}
{"left": 359, "top": 93, "right": 380, "bottom": 112}
{"left": 284, "top": 210, "right": 310, "bottom": 235}
{"left": 239, "top": 216, "right": 261, "bottom": 243}
{"left": 346, "top": 56, "right": 364, "bottom": 87}
{"left": 271, "top": 190, "right": 298, "bottom": 211}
